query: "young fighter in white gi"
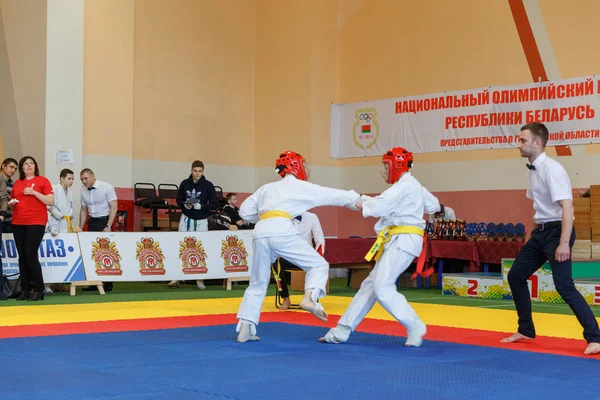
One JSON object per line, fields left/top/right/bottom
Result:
{"left": 236, "top": 151, "right": 361, "bottom": 343}
{"left": 45, "top": 169, "right": 80, "bottom": 295}
{"left": 47, "top": 169, "right": 77, "bottom": 235}
{"left": 319, "top": 147, "right": 440, "bottom": 347}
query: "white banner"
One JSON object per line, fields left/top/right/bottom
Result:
{"left": 78, "top": 231, "right": 254, "bottom": 281}
{"left": 1, "top": 233, "right": 85, "bottom": 283}
{"left": 331, "top": 76, "right": 600, "bottom": 158}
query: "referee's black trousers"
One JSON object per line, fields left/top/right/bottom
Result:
{"left": 507, "top": 225, "right": 600, "bottom": 343}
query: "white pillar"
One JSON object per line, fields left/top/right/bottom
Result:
{"left": 45, "top": 0, "right": 84, "bottom": 225}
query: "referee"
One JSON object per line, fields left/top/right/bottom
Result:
{"left": 501, "top": 121, "right": 600, "bottom": 356}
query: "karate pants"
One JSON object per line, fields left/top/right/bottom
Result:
{"left": 339, "top": 235, "right": 422, "bottom": 331}
{"left": 237, "top": 234, "right": 329, "bottom": 326}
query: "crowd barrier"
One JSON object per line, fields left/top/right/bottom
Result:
{"left": 1, "top": 231, "right": 254, "bottom": 283}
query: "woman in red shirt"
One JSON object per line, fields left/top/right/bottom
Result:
{"left": 10, "top": 156, "right": 54, "bottom": 301}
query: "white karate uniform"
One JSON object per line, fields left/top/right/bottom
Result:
{"left": 295, "top": 211, "right": 325, "bottom": 252}
{"left": 236, "top": 174, "right": 359, "bottom": 328}
{"left": 335, "top": 172, "right": 440, "bottom": 338}
{"left": 47, "top": 183, "right": 73, "bottom": 234}
{"left": 178, "top": 215, "right": 208, "bottom": 232}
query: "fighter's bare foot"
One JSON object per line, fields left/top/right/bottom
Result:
{"left": 236, "top": 323, "right": 260, "bottom": 343}
{"left": 319, "top": 325, "right": 351, "bottom": 344}
{"left": 500, "top": 332, "right": 534, "bottom": 343}
{"left": 299, "top": 293, "right": 328, "bottom": 322}
{"left": 236, "top": 333, "right": 260, "bottom": 343}
{"left": 318, "top": 336, "right": 340, "bottom": 344}
{"left": 584, "top": 342, "right": 600, "bottom": 355}
{"left": 278, "top": 297, "right": 291, "bottom": 310}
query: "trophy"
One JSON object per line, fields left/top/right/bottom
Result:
{"left": 440, "top": 220, "right": 448, "bottom": 240}
{"left": 487, "top": 223, "right": 497, "bottom": 241}
{"left": 477, "top": 222, "right": 487, "bottom": 241}
{"left": 497, "top": 223, "right": 506, "bottom": 242}
{"left": 465, "top": 223, "right": 477, "bottom": 241}
{"left": 458, "top": 220, "right": 467, "bottom": 241}
{"left": 505, "top": 223, "right": 516, "bottom": 242}
{"left": 451, "top": 220, "right": 461, "bottom": 240}
{"left": 433, "top": 221, "right": 442, "bottom": 239}
{"left": 425, "top": 222, "right": 435, "bottom": 239}
{"left": 448, "top": 220, "right": 456, "bottom": 240}
{"left": 516, "top": 223, "right": 526, "bottom": 242}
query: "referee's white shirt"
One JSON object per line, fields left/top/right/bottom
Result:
{"left": 526, "top": 152, "right": 572, "bottom": 224}
{"left": 81, "top": 180, "right": 117, "bottom": 218}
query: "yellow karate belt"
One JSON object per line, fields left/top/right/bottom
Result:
{"left": 63, "top": 215, "right": 72, "bottom": 233}
{"left": 259, "top": 210, "right": 292, "bottom": 221}
{"left": 365, "top": 225, "right": 432, "bottom": 280}
{"left": 271, "top": 258, "right": 284, "bottom": 292}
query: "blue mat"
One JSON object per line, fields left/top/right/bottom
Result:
{"left": 0, "top": 323, "right": 598, "bottom": 400}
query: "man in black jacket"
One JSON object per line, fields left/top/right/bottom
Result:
{"left": 168, "top": 160, "right": 218, "bottom": 290}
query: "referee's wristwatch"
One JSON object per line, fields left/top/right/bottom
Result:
{"left": 105, "top": 225, "right": 111, "bottom": 231}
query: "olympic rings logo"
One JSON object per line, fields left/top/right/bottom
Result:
{"left": 359, "top": 113, "right": 373, "bottom": 122}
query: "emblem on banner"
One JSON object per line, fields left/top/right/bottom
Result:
{"left": 179, "top": 236, "right": 208, "bottom": 274}
{"left": 136, "top": 237, "right": 166, "bottom": 275}
{"left": 221, "top": 235, "right": 249, "bottom": 272}
{"left": 352, "top": 108, "right": 379, "bottom": 150}
{"left": 91, "top": 237, "right": 123, "bottom": 275}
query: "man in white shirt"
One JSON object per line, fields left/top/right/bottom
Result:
{"left": 501, "top": 122, "right": 600, "bottom": 355}
{"left": 271, "top": 211, "right": 325, "bottom": 310}
{"left": 80, "top": 169, "right": 118, "bottom": 232}
{"left": 429, "top": 204, "right": 456, "bottom": 223}
{"left": 79, "top": 168, "right": 118, "bottom": 292}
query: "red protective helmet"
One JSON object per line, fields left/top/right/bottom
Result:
{"left": 382, "top": 147, "right": 413, "bottom": 184}
{"left": 275, "top": 151, "right": 307, "bottom": 181}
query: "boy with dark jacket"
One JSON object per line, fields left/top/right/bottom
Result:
{"left": 168, "top": 160, "right": 218, "bottom": 290}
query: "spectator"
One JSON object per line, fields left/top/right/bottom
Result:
{"left": 1, "top": 158, "right": 18, "bottom": 233}
{"left": 48, "top": 168, "right": 79, "bottom": 235}
{"left": 45, "top": 168, "right": 80, "bottom": 295}
{"left": 429, "top": 203, "right": 456, "bottom": 223}
{"left": 222, "top": 193, "right": 254, "bottom": 229}
{"left": 10, "top": 156, "right": 54, "bottom": 301}
{"left": 79, "top": 168, "right": 117, "bottom": 292}
{"left": 0, "top": 164, "right": 10, "bottom": 300}
{"left": 168, "top": 160, "right": 217, "bottom": 290}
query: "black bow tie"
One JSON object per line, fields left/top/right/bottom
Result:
{"left": 294, "top": 215, "right": 302, "bottom": 222}
{"left": 526, "top": 164, "right": 536, "bottom": 171}
{"left": 88, "top": 186, "right": 96, "bottom": 191}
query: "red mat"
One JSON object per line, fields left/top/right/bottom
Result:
{"left": 1, "top": 311, "right": 595, "bottom": 358}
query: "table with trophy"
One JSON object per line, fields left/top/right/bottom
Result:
{"left": 424, "top": 220, "right": 526, "bottom": 289}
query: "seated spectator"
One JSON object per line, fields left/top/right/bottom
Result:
{"left": 222, "top": 193, "right": 254, "bottom": 230}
